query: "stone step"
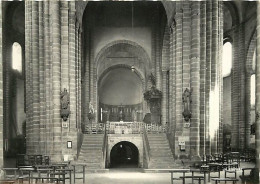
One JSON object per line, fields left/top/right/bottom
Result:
{"left": 150, "top": 153, "right": 173, "bottom": 157}
{"left": 81, "top": 144, "right": 103, "bottom": 147}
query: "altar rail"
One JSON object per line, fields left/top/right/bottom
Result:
{"left": 84, "top": 122, "right": 169, "bottom": 134}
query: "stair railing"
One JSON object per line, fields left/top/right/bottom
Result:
{"left": 102, "top": 121, "right": 108, "bottom": 168}
{"left": 143, "top": 126, "right": 151, "bottom": 165}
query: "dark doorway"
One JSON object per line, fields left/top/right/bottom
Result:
{"left": 110, "top": 141, "right": 139, "bottom": 168}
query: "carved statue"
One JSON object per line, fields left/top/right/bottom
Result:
{"left": 132, "top": 108, "right": 137, "bottom": 122}
{"left": 88, "top": 101, "right": 95, "bottom": 121}
{"left": 182, "top": 88, "right": 192, "bottom": 122}
{"left": 60, "top": 88, "right": 70, "bottom": 121}
{"left": 119, "top": 109, "right": 124, "bottom": 121}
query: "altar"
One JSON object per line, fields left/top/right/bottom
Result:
{"left": 108, "top": 121, "right": 143, "bottom": 134}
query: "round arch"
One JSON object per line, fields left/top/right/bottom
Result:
{"left": 246, "top": 31, "right": 256, "bottom": 74}
{"left": 95, "top": 40, "right": 151, "bottom": 79}
{"left": 98, "top": 64, "right": 145, "bottom": 91}
{"left": 78, "top": 1, "right": 168, "bottom": 26}
{"left": 110, "top": 141, "right": 139, "bottom": 168}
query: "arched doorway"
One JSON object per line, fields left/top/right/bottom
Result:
{"left": 110, "top": 141, "right": 139, "bottom": 168}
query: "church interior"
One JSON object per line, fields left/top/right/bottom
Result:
{"left": 0, "top": 0, "right": 260, "bottom": 183}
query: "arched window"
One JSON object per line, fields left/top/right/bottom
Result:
{"left": 251, "top": 50, "right": 256, "bottom": 107}
{"left": 222, "top": 42, "right": 232, "bottom": 77}
{"left": 12, "top": 42, "right": 22, "bottom": 73}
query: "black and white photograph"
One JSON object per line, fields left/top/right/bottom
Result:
{"left": 0, "top": 0, "right": 259, "bottom": 183}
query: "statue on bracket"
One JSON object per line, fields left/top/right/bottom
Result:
{"left": 60, "top": 88, "right": 70, "bottom": 121}
{"left": 88, "top": 101, "right": 95, "bottom": 122}
{"left": 182, "top": 88, "right": 192, "bottom": 122}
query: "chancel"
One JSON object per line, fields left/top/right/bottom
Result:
{"left": 0, "top": 1, "right": 260, "bottom": 183}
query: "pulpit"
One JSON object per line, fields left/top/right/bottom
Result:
{"left": 144, "top": 85, "right": 162, "bottom": 124}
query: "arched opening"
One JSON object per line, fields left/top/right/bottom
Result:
{"left": 110, "top": 141, "right": 139, "bottom": 168}
{"left": 98, "top": 67, "right": 143, "bottom": 122}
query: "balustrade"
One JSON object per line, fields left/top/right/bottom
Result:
{"left": 83, "top": 122, "right": 169, "bottom": 134}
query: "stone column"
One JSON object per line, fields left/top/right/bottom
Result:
{"left": 161, "top": 71, "right": 167, "bottom": 125}
{"left": 32, "top": 1, "right": 40, "bottom": 154}
{"left": 69, "top": 1, "right": 76, "bottom": 131}
{"left": 239, "top": 24, "right": 246, "bottom": 150}
{"left": 84, "top": 28, "right": 90, "bottom": 126}
{"left": 200, "top": 1, "right": 207, "bottom": 156}
{"left": 170, "top": 23, "right": 176, "bottom": 136}
{"left": 245, "top": 73, "right": 251, "bottom": 148}
{"left": 75, "top": 21, "right": 79, "bottom": 127}
{"left": 190, "top": 1, "right": 200, "bottom": 157}
{"left": 210, "top": 0, "right": 219, "bottom": 154}
{"left": 205, "top": 1, "right": 212, "bottom": 154}
{"left": 0, "top": 0, "right": 3, "bottom": 169}
{"left": 174, "top": 1, "right": 183, "bottom": 157}
{"left": 39, "top": 1, "right": 45, "bottom": 153}
{"left": 25, "top": 0, "right": 33, "bottom": 154}
{"left": 218, "top": 1, "right": 224, "bottom": 153}
{"left": 51, "top": 1, "right": 62, "bottom": 161}
{"left": 44, "top": 0, "right": 51, "bottom": 155}
{"left": 255, "top": 0, "right": 260, "bottom": 173}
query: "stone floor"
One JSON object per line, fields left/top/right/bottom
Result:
{"left": 2, "top": 159, "right": 256, "bottom": 184}
{"left": 73, "top": 162, "right": 255, "bottom": 184}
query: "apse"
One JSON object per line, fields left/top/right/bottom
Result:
{"left": 98, "top": 67, "right": 142, "bottom": 106}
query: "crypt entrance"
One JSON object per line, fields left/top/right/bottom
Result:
{"left": 110, "top": 141, "right": 139, "bottom": 168}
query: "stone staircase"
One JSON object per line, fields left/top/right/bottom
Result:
{"left": 147, "top": 134, "right": 175, "bottom": 169}
{"left": 77, "top": 134, "right": 104, "bottom": 169}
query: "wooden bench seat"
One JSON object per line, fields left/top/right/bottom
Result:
{"left": 0, "top": 180, "right": 16, "bottom": 184}
{"left": 32, "top": 176, "right": 59, "bottom": 183}
{"left": 211, "top": 178, "right": 239, "bottom": 184}
{"left": 180, "top": 176, "right": 205, "bottom": 184}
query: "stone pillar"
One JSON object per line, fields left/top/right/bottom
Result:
{"left": 60, "top": 1, "right": 69, "bottom": 155}
{"left": 200, "top": 1, "right": 206, "bottom": 156}
{"left": 69, "top": 1, "right": 76, "bottom": 131}
{"left": 190, "top": 1, "right": 200, "bottom": 157}
{"left": 25, "top": 0, "right": 33, "bottom": 154}
{"left": 210, "top": 1, "right": 219, "bottom": 154}
{"left": 205, "top": 1, "right": 212, "bottom": 154}
{"left": 51, "top": 1, "right": 62, "bottom": 161}
{"left": 79, "top": 28, "right": 82, "bottom": 130}
{"left": 170, "top": 23, "right": 176, "bottom": 137}
{"left": 256, "top": 0, "right": 260, "bottom": 173}
{"left": 161, "top": 25, "right": 170, "bottom": 126}
{"left": 75, "top": 22, "right": 79, "bottom": 127}
{"left": 0, "top": 0, "right": 3, "bottom": 169}
{"left": 155, "top": 16, "right": 162, "bottom": 91}
{"left": 231, "top": 23, "right": 246, "bottom": 151}
{"left": 32, "top": 1, "right": 40, "bottom": 154}
{"left": 245, "top": 73, "right": 251, "bottom": 148}
{"left": 39, "top": 1, "right": 45, "bottom": 153}
{"left": 174, "top": 1, "right": 183, "bottom": 157}
{"left": 44, "top": 0, "right": 51, "bottom": 155}
{"left": 218, "top": 2, "right": 224, "bottom": 153}
{"left": 84, "top": 28, "right": 90, "bottom": 126}
{"left": 61, "top": 1, "right": 69, "bottom": 93}
{"left": 239, "top": 24, "right": 246, "bottom": 150}
{"left": 161, "top": 71, "right": 167, "bottom": 125}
